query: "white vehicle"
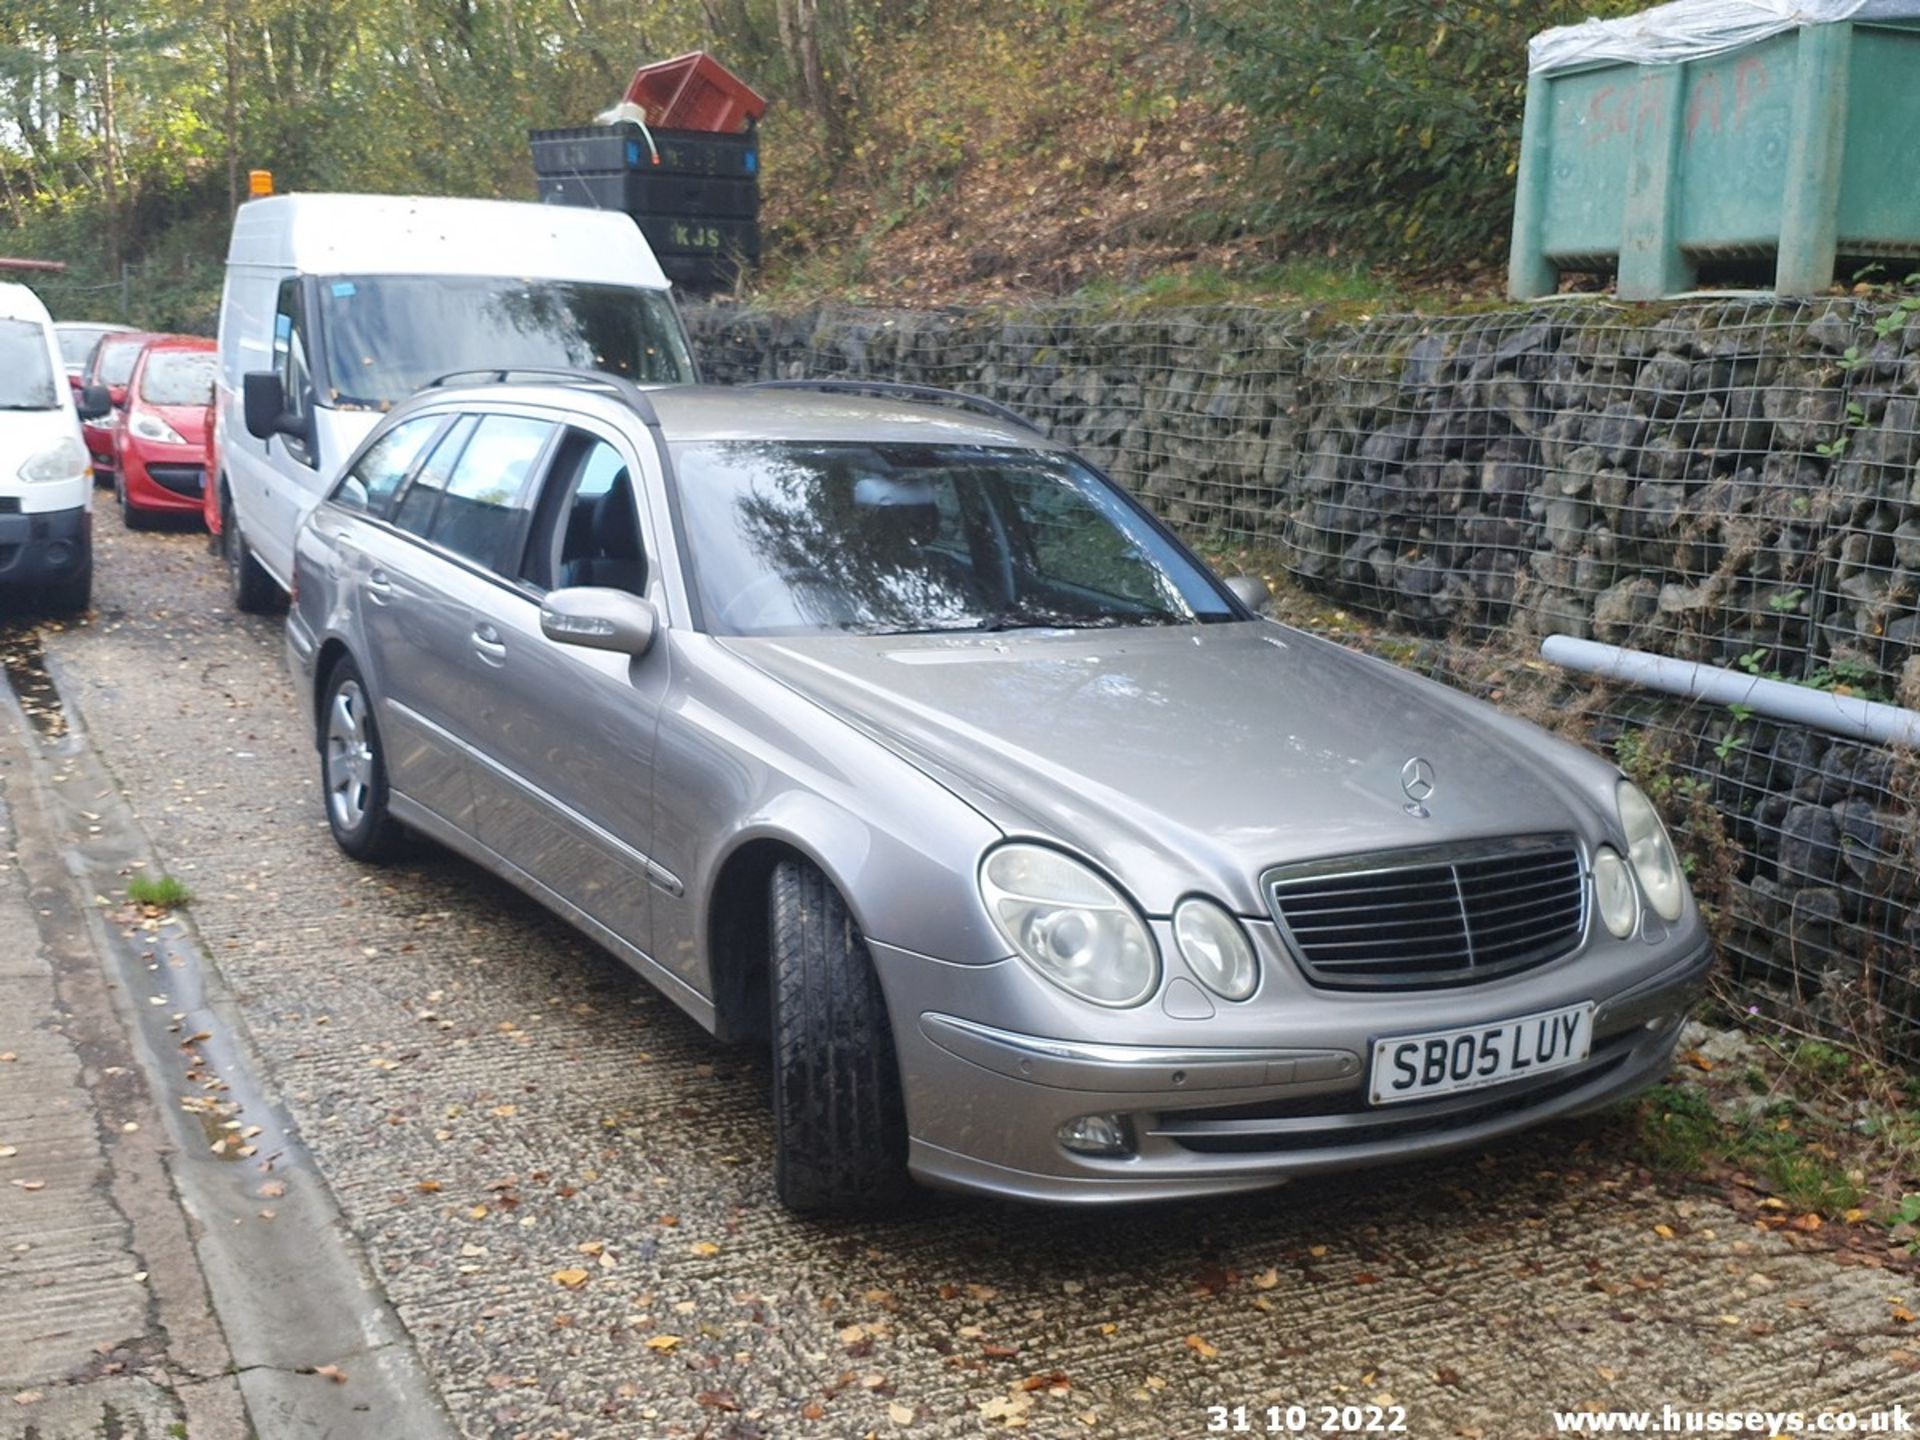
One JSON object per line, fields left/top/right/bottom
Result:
{"left": 214, "top": 192, "right": 697, "bottom": 610}
{"left": 0, "top": 283, "right": 92, "bottom": 613}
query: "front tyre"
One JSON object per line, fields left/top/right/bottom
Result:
{"left": 117, "top": 475, "right": 153, "bottom": 531}
{"left": 43, "top": 565, "right": 92, "bottom": 616}
{"left": 320, "top": 656, "right": 403, "bottom": 863}
{"left": 768, "top": 859, "right": 910, "bottom": 1214}
{"left": 222, "top": 491, "right": 276, "bottom": 613}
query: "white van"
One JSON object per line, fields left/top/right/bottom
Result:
{"left": 215, "top": 193, "right": 697, "bottom": 610}
{"left": 0, "top": 282, "right": 92, "bottom": 613}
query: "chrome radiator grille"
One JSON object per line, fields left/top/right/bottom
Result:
{"left": 1264, "top": 837, "right": 1587, "bottom": 990}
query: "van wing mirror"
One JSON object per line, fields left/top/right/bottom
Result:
{"left": 76, "top": 384, "right": 112, "bottom": 421}
{"left": 540, "top": 587, "right": 658, "bottom": 658}
{"left": 242, "top": 371, "right": 288, "bottom": 441}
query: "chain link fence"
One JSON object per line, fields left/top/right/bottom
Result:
{"left": 685, "top": 298, "right": 1920, "bottom": 1067}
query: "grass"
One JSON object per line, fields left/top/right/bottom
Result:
{"left": 1630, "top": 1025, "right": 1920, "bottom": 1228}
{"left": 1073, "top": 260, "right": 1398, "bottom": 313}
{"left": 127, "top": 872, "right": 192, "bottom": 910}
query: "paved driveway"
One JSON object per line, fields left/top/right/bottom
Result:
{"left": 11, "top": 506, "right": 1915, "bottom": 1439}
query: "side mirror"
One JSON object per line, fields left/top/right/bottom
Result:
{"left": 76, "top": 384, "right": 112, "bottom": 421}
{"left": 1225, "top": 575, "right": 1271, "bottom": 615}
{"left": 242, "top": 371, "right": 288, "bottom": 441}
{"left": 540, "top": 587, "right": 658, "bottom": 658}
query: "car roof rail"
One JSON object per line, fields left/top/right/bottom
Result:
{"left": 423, "top": 366, "right": 662, "bottom": 427}
{"left": 742, "top": 378, "right": 1044, "bottom": 437}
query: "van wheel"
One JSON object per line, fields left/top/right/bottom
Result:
{"left": 319, "top": 656, "right": 403, "bottom": 863}
{"left": 44, "top": 566, "right": 91, "bottom": 615}
{"left": 222, "top": 492, "right": 275, "bottom": 613}
{"left": 768, "top": 859, "right": 909, "bottom": 1213}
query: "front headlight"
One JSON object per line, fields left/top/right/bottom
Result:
{"left": 1618, "top": 780, "right": 1685, "bottom": 922}
{"left": 1592, "top": 846, "right": 1638, "bottom": 938}
{"left": 979, "top": 844, "right": 1159, "bottom": 1007}
{"left": 18, "top": 437, "right": 89, "bottom": 485}
{"left": 128, "top": 409, "right": 186, "bottom": 445}
{"left": 1172, "top": 897, "right": 1259, "bottom": 1000}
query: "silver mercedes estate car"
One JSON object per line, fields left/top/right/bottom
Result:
{"left": 285, "top": 371, "right": 1714, "bottom": 1211}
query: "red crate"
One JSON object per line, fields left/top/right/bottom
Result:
{"left": 622, "top": 51, "right": 767, "bottom": 134}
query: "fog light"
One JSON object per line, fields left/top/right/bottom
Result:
{"left": 1057, "top": 1113, "right": 1133, "bottom": 1157}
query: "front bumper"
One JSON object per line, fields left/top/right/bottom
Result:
{"left": 0, "top": 505, "right": 92, "bottom": 591}
{"left": 122, "top": 446, "right": 208, "bottom": 513}
{"left": 884, "top": 936, "right": 1714, "bottom": 1205}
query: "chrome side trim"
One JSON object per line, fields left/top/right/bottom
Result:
{"left": 387, "top": 790, "right": 714, "bottom": 1031}
{"left": 920, "top": 1012, "right": 1359, "bottom": 1093}
{"left": 385, "top": 697, "right": 683, "bottom": 896}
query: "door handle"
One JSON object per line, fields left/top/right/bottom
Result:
{"left": 471, "top": 622, "right": 507, "bottom": 667}
{"left": 364, "top": 569, "right": 393, "bottom": 607}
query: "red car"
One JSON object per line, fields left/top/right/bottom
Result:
{"left": 79, "top": 330, "right": 161, "bottom": 485}
{"left": 112, "top": 338, "right": 217, "bottom": 528}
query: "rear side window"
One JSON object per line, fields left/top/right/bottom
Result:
{"left": 333, "top": 416, "right": 442, "bottom": 518}
{"left": 425, "top": 415, "right": 554, "bottom": 570}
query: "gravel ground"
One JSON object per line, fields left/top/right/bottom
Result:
{"left": 13, "top": 504, "right": 1919, "bottom": 1440}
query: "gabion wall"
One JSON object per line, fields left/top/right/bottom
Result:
{"left": 683, "top": 299, "right": 1920, "bottom": 1066}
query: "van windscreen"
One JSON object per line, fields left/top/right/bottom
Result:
{"left": 312, "top": 276, "right": 694, "bottom": 407}
{"left": 0, "top": 320, "right": 59, "bottom": 411}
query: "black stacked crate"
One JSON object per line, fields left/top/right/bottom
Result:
{"left": 528, "top": 123, "right": 760, "bottom": 292}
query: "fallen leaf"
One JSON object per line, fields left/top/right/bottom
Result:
{"left": 258, "top": 1181, "right": 286, "bottom": 1199}
{"left": 1893, "top": 1306, "right": 1917, "bottom": 1325}
{"left": 9, "top": 1179, "right": 45, "bottom": 1192}
{"left": 313, "top": 1365, "right": 347, "bottom": 1384}
{"left": 802, "top": 1401, "right": 826, "bottom": 1420}
{"left": 11, "top": 1390, "right": 44, "bottom": 1405}
{"left": 645, "top": 1334, "right": 682, "bottom": 1351}
{"left": 1184, "top": 1334, "right": 1219, "bottom": 1359}
{"left": 415, "top": 1180, "right": 442, "bottom": 1194}
{"left": 578, "top": 1240, "right": 605, "bottom": 1256}
{"left": 0, "top": 1146, "right": 16, "bottom": 1159}
{"left": 1653, "top": 1224, "right": 1676, "bottom": 1239}
{"left": 490, "top": 1105, "right": 517, "bottom": 1118}
{"left": 1252, "top": 1268, "right": 1279, "bottom": 1290}
{"left": 983, "top": 1342, "right": 1020, "bottom": 1358}
{"left": 887, "top": 1401, "right": 915, "bottom": 1424}
{"left": 691, "top": 1241, "right": 720, "bottom": 1257}
{"left": 466, "top": 1205, "right": 488, "bottom": 1220}
{"left": 551, "top": 1269, "right": 590, "bottom": 1289}
{"left": 696, "top": 1391, "right": 740, "bottom": 1412}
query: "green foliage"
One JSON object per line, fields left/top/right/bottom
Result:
{"left": 1185, "top": 0, "right": 1636, "bottom": 270}
{"left": 127, "top": 871, "right": 192, "bottom": 909}
{"left": 0, "top": 0, "right": 889, "bottom": 320}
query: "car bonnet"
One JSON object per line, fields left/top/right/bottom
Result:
{"left": 718, "top": 621, "right": 1608, "bottom": 917}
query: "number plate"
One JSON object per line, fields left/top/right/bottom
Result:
{"left": 1369, "top": 1002, "right": 1594, "bottom": 1107}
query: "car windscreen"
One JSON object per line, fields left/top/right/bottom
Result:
{"left": 0, "top": 319, "right": 60, "bottom": 411}
{"left": 671, "top": 440, "right": 1239, "bottom": 637}
{"left": 312, "top": 275, "right": 693, "bottom": 408}
{"left": 57, "top": 326, "right": 116, "bottom": 369}
{"left": 95, "top": 338, "right": 145, "bottom": 387}
{"left": 139, "top": 351, "right": 218, "bottom": 406}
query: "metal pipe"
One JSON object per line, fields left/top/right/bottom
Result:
{"left": 1540, "top": 635, "right": 1920, "bottom": 749}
